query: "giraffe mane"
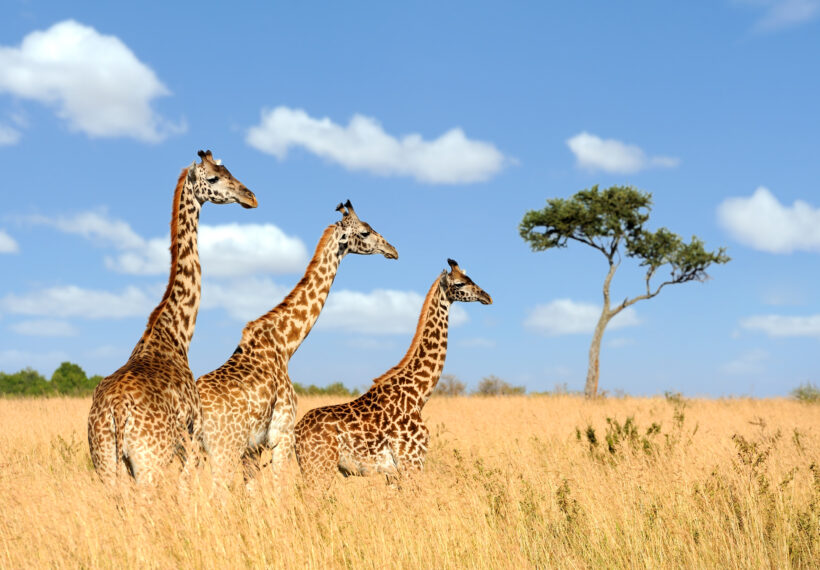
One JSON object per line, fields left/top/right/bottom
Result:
{"left": 142, "top": 167, "right": 187, "bottom": 339}
{"left": 369, "top": 276, "right": 442, "bottom": 388}
{"left": 244, "top": 224, "right": 337, "bottom": 329}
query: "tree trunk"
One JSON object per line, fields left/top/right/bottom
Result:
{"left": 584, "top": 307, "right": 610, "bottom": 398}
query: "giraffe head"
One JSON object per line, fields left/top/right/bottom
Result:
{"left": 187, "top": 150, "right": 258, "bottom": 208}
{"left": 335, "top": 200, "right": 398, "bottom": 259}
{"left": 441, "top": 258, "right": 493, "bottom": 304}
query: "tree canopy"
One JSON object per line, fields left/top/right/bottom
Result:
{"left": 0, "top": 362, "right": 102, "bottom": 397}
{"left": 520, "top": 185, "right": 730, "bottom": 305}
{"left": 520, "top": 185, "right": 730, "bottom": 397}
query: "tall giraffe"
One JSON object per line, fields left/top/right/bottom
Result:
{"left": 197, "top": 201, "right": 398, "bottom": 487}
{"left": 87, "top": 150, "right": 257, "bottom": 485}
{"left": 294, "top": 259, "right": 491, "bottom": 487}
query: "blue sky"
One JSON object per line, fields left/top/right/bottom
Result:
{"left": 1, "top": 1, "right": 819, "bottom": 396}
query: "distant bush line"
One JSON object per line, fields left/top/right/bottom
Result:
{"left": 4, "top": 364, "right": 815, "bottom": 401}
{"left": 0, "top": 365, "right": 529, "bottom": 398}
{"left": 0, "top": 362, "right": 102, "bottom": 397}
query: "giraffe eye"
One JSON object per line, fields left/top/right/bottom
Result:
{"left": 207, "top": 176, "right": 219, "bottom": 183}
{"left": 359, "top": 231, "right": 371, "bottom": 238}
{"left": 453, "top": 283, "right": 465, "bottom": 289}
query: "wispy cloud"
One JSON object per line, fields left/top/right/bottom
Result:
{"left": 721, "top": 348, "right": 769, "bottom": 375}
{"left": 29, "top": 211, "right": 309, "bottom": 276}
{"left": 566, "top": 132, "right": 679, "bottom": 174}
{"left": 9, "top": 319, "right": 78, "bottom": 337}
{"left": 525, "top": 299, "right": 640, "bottom": 336}
{"left": 0, "top": 20, "right": 183, "bottom": 141}
{"left": 740, "top": 313, "right": 820, "bottom": 337}
{"left": 201, "top": 277, "right": 291, "bottom": 321}
{"left": 0, "top": 229, "right": 19, "bottom": 253}
{"left": 246, "top": 106, "right": 508, "bottom": 184}
{"left": 737, "top": 0, "right": 820, "bottom": 32}
{"left": 0, "top": 123, "right": 21, "bottom": 146}
{"left": 0, "top": 285, "right": 154, "bottom": 319}
{"left": 317, "top": 289, "right": 469, "bottom": 334}
{"left": 0, "top": 349, "right": 69, "bottom": 374}
{"left": 717, "top": 187, "right": 820, "bottom": 253}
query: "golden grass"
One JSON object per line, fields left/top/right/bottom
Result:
{"left": 0, "top": 395, "right": 817, "bottom": 569}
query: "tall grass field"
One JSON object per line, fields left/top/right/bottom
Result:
{"left": 1, "top": 395, "right": 817, "bottom": 568}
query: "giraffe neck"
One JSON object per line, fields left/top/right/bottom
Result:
{"left": 373, "top": 276, "right": 450, "bottom": 409}
{"left": 243, "top": 224, "right": 344, "bottom": 359}
{"left": 140, "top": 169, "right": 202, "bottom": 356}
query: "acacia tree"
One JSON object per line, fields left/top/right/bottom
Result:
{"left": 519, "top": 185, "right": 730, "bottom": 398}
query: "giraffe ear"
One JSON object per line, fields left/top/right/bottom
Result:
{"left": 187, "top": 163, "right": 197, "bottom": 182}
{"left": 344, "top": 200, "right": 359, "bottom": 220}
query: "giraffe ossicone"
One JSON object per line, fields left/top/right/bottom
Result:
{"left": 197, "top": 200, "right": 397, "bottom": 488}
{"left": 87, "top": 150, "right": 256, "bottom": 485}
{"left": 294, "top": 258, "right": 491, "bottom": 488}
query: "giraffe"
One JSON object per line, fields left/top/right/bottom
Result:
{"left": 196, "top": 200, "right": 398, "bottom": 488}
{"left": 294, "top": 259, "right": 491, "bottom": 487}
{"left": 87, "top": 150, "right": 257, "bottom": 485}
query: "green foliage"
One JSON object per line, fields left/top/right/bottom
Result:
{"left": 0, "top": 367, "right": 53, "bottom": 396}
{"left": 474, "top": 375, "right": 526, "bottom": 396}
{"left": 433, "top": 374, "right": 467, "bottom": 397}
{"left": 51, "top": 362, "right": 100, "bottom": 396}
{"left": 577, "top": 393, "right": 697, "bottom": 464}
{"left": 520, "top": 185, "right": 729, "bottom": 398}
{"left": 0, "top": 362, "right": 101, "bottom": 397}
{"left": 519, "top": 185, "right": 650, "bottom": 253}
{"left": 791, "top": 382, "right": 820, "bottom": 403}
{"left": 292, "top": 381, "right": 360, "bottom": 397}
{"left": 519, "top": 185, "right": 730, "bottom": 286}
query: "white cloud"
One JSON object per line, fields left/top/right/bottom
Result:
{"left": 29, "top": 210, "right": 143, "bottom": 249}
{"left": 0, "top": 285, "right": 154, "bottom": 319}
{"left": 524, "top": 299, "right": 640, "bottom": 336}
{"left": 9, "top": 319, "right": 78, "bottom": 337}
{"left": 0, "top": 229, "right": 19, "bottom": 253}
{"left": 738, "top": 0, "right": 820, "bottom": 31}
{"left": 201, "top": 277, "right": 291, "bottom": 321}
{"left": 246, "top": 106, "right": 507, "bottom": 184}
{"left": 717, "top": 187, "right": 820, "bottom": 253}
{"left": 0, "top": 20, "right": 181, "bottom": 141}
{"left": 740, "top": 313, "right": 820, "bottom": 338}
{"left": 566, "top": 132, "right": 680, "bottom": 174}
{"left": 721, "top": 348, "right": 769, "bottom": 375}
{"left": 316, "top": 289, "right": 469, "bottom": 334}
{"left": 0, "top": 123, "right": 21, "bottom": 145}
{"left": 31, "top": 211, "right": 309, "bottom": 276}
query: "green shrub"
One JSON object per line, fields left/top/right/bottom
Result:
{"left": 791, "top": 382, "right": 820, "bottom": 403}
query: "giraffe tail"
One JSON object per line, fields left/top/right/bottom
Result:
{"left": 112, "top": 397, "right": 131, "bottom": 477}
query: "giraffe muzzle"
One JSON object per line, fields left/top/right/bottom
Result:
{"left": 382, "top": 244, "right": 399, "bottom": 260}
{"left": 238, "top": 188, "right": 258, "bottom": 209}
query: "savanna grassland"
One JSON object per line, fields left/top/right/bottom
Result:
{"left": 0, "top": 395, "right": 817, "bottom": 569}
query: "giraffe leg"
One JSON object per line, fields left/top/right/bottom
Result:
{"left": 208, "top": 445, "right": 240, "bottom": 489}
{"left": 267, "top": 398, "right": 296, "bottom": 489}
{"left": 390, "top": 419, "right": 429, "bottom": 488}
{"left": 241, "top": 447, "right": 265, "bottom": 494}
{"left": 88, "top": 410, "right": 119, "bottom": 484}
{"left": 295, "top": 437, "right": 339, "bottom": 491}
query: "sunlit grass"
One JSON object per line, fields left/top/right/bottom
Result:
{"left": 0, "top": 395, "right": 817, "bottom": 568}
